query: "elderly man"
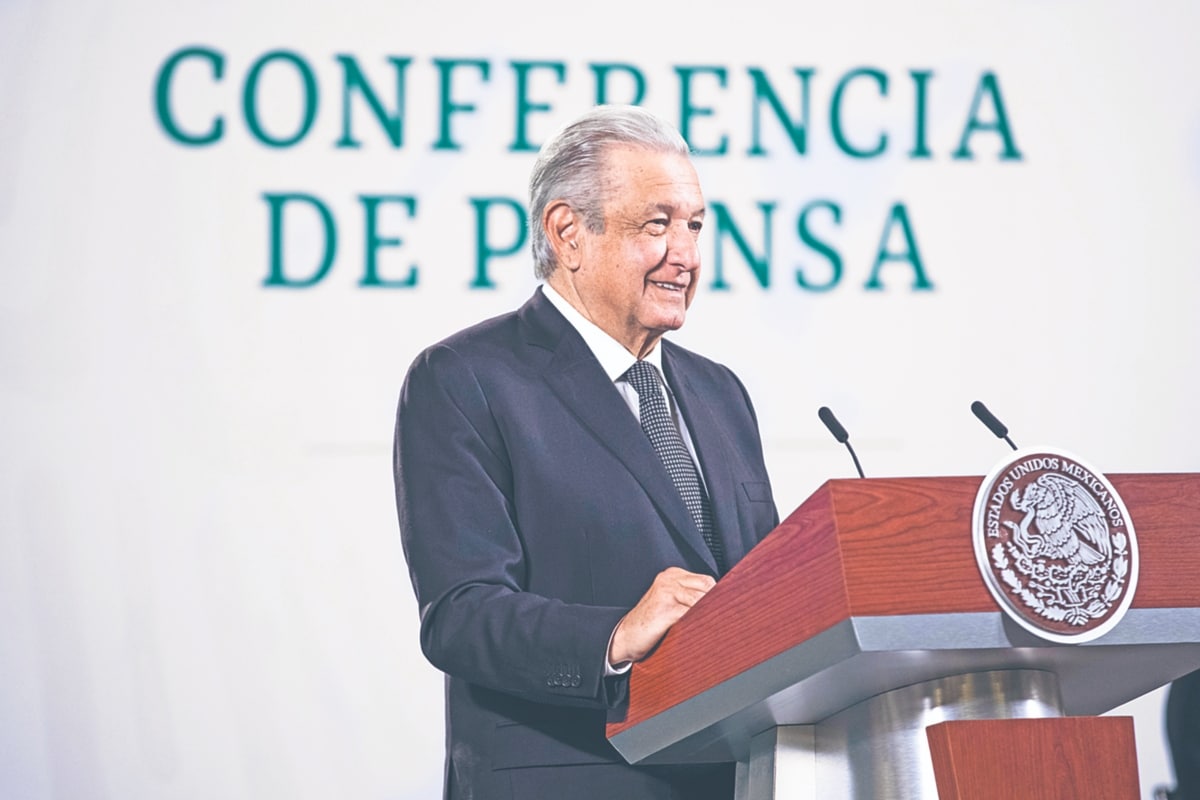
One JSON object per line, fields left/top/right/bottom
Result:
{"left": 394, "top": 105, "right": 778, "bottom": 800}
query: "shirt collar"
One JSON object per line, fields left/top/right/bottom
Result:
{"left": 542, "top": 283, "right": 663, "bottom": 381}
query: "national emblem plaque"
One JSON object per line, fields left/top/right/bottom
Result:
{"left": 972, "top": 447, "right": 1139, "bottom": 643}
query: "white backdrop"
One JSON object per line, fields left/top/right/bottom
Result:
{"left": 3, "top": 1, "right": 1199, "bottom": 797}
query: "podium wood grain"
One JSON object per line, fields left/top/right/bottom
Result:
{"left": 926, "top": 717, "right": 1140, "bottom": 799}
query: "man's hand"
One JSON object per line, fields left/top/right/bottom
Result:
{"left": 608, "top": 567, "right": 716, "bottom": 666}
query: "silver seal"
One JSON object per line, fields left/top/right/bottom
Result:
{"left": 972, "top": 447, "right": 1139, "bottom": 643}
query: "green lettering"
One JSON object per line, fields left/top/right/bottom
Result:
{"left": 953, "top": 72, "right": 1022, "bottom": 160}
{"left": 590, "top": 63, "right": 647, "bottom": 106}
{"left": 470, "top": 197, "right": 527, "bottom": 289}
{"left": 360, "top": 195, "right": 418, "bottom": 287}
{"left": 748, "top": 67, "right": 814, "bottom": 156}
{"left": 675, "top": 65, "right": 729, "bottom": 155}
{"left": 263, "top": 193, "right": 337, "bottom": 287}
{"left": 243, "top": 51, "right": 318, "bottom": 148}
{"left": 865, "top": 202, "right": 932, "bottom": 290}
{"left": 796, "top": 200, "right": 843, "bottom": 291}
{"left": 433, "top": 58, "right": 491, "bottom": 151}
{"left": 154, "top": 46, "right": 225, "bottom": 146}
{"left": 510, "top": 61, "right": 567, "bottom": 152}
{"left": 335, "top": 55, "right": 412, "bottom": 149}
{"left": 709, "top": 201, "right": 774, "bottom": 290}
{"left": 909, "top": 70, "right": 933, "bottom": 159}
{"left": 830, "top": 68, "right": 888, "bottom": 158}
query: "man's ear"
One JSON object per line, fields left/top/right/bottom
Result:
{"left": 544, "top": 201, "right": 582, "bottom": 271}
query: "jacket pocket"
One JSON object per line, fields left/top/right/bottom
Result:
{"left": 740, "top": 480, "right": 772, "bottom": 503}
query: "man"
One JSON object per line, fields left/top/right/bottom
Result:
{"left": 394, "top": 105, "right": 778, "bottom": 800}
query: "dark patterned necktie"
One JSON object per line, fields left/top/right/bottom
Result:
{"left": 622, "top": 360, "right": 724, "bottom": 572}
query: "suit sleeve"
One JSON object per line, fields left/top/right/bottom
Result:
{"left": 394, "top": 344, "right": 629, "bottom": 709}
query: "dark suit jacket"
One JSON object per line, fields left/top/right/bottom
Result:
{"left": 394, "top": 288, "right": 778, "bottom": 800}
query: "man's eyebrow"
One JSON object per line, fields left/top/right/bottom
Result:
{"left": 646, "top": 202, "right": 706, "bottom": 218}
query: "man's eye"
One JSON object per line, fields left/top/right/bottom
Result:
{"left": 688, "top": 220, "right": 703, "bottom": 234}
{"left": 645, "top": 218, "right": 669, "bottom": 232}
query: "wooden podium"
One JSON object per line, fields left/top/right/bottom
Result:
{"left": 606, "top": 473, "right": 1200, "bottom": 799}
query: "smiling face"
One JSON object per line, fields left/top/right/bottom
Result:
{"left": 550, "top": 146, "right": 706, "bottom": 358}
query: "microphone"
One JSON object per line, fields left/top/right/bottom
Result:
{"left": 818, "top": 406, "right": 865, "bottom": 478}
{"left": 970, "top": 400, "right": 1018, "bottom": 451}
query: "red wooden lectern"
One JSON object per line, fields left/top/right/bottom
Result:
{"left": 606, "top": 474, "right": 1200, "bottom": 799}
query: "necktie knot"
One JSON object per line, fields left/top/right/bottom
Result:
{"left": 622, "top": 360, "right": 660, "bottom": 399}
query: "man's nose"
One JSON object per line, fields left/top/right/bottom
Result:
{"left": 666, "top": 223, "right": 700, "bottom": 271}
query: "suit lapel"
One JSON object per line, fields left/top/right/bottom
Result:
{"left": 520, "top": 291, "right": 719, "bottom": 574}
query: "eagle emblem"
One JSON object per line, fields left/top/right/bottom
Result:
{"left": 972, "top": 449, "right": 1138, "bottom": 644}
{"left": 1005, "top": 474, "right": 1111, "bottom": 566}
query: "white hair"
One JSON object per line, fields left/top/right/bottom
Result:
{"left": 528, "top": 105, "right": 692, "bottom": 279}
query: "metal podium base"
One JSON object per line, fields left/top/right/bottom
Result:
{"left": 734, "top": 670, "right": 1064, "bottom": 800}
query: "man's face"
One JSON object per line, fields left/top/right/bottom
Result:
{"left": 571, "top": 146, "right": 705, "bottom": 358}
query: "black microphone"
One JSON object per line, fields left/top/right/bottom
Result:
{"left": 818, "top": 406, "right": 865, "bottom": 478}
{"left": 970, "top": 400, "right": 1018, "bottom": 451}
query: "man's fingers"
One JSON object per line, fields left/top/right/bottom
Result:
{"left": 653, "top": 568, "right": 715, "bottom": 607}
{"left": 609, "top": 567, "right": 718, "bottom": 664}
{"left": 655, "top": 566, "right": 715, "bottom": 591}
{"left": 668, "top": 582, "right": 711, "bottom": 608}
